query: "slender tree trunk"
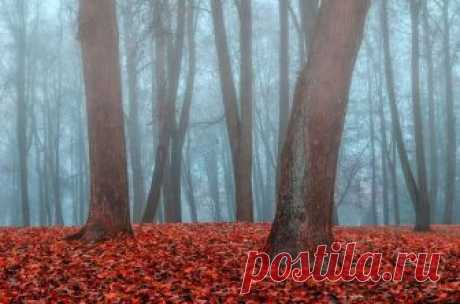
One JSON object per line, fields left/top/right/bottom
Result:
{"left": 14, "top": 0, "right": 30, "bottom": 227}
{"left": 380, "top": 0, "right": 429, "bottom": 231}
{"left": 267, "top": 0, "right": 369, "bottom": 256}
{"left": 298, "top": 0, "right": 318, "bottom": 63}
{"left": 278, "top": 0, "right": 289, "bottom": 154}
{"left": 442, "top": 1, "right": 456, "bottom": 225}
{"left": 142, "top": 1, "right": 170, "bottom": 223}
{"left": 390, "top": 142, "right": 400, "bottom": 225}
{"left": 368, "top": 59, "right": 378, "bottom": 225}
{"left": 210, "top": 0, "right": 253, "bottom": 222}
{"left": 205, "top": 143, "right": 222, "bottom": 221}
{"left": 422, "top": 1, "right": 438, "bottom": 222}
{"left": 410, "top": 1, "right": 430, "bottom": 230}
{"left": 165, "top": 1, "right": 195, "bottom": 223}
{"left": 67, "top": 0, "right": 132, "bottom": 241}
{"left": 123, "top": 4, "right": 145, "bottom": 223}
{"left": 183, "top": 136, "right": 198, "bottom": 222}
{"left": 377, "top": 74, "right": 390, "bottom": 225}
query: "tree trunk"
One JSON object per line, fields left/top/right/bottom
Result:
{"left": 368, "top": 58, "right": 378, "bottom": 225}
{"left": 14, "top": 0, "right": 30, "bottom": 227}
{"left": 278, "top": 0, "right": 289, "bottom": 154}
{"left": 122, "top": 4, "right": 145, "bottom": 223}
{"left": 442, "top": 1, "right": 455, "bottom": 225}
{"left": 410, "top": 1, "right": 430, "bottom": 230}
{"left": 298, "top": 0, "right": 318, "bottom": 62}
{"left": 67, "top": 0, "right": 132, "bottom": 241}
{"left": 142, "top": 1, "right": 170, "bottom": 223}
{"left": 422, "top": 1, "right": 438, "bottom": 222}
{"left": 377, "top": 75, "right": 389, "bottom": 225}
{"left": 390, "top": 142, "right": 400, "bottom": 225}
{"left": 210, "top": 0, "right": 253, "bottom": 222}
{"left": 380, "top": 0, "right": 429, "bottom": 231}
{"left": 266, "top": 0, "right": 369, "bottom": 256}
{"left": 165, "top": 1, "right": 195, "bottom": 223}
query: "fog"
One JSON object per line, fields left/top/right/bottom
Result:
{"left": 0, "top": 0, "right": 458, "bottom": 227}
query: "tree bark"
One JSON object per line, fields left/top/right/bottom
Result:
{"left": 266, "top": 0, "right": 369, "bottom": 256}
{"left": 67, "top": 0, "right": 132, "bottom": 241}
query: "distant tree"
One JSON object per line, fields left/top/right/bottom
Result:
{"left": 121, "top": 2, "right": 145, "bottom": 223}
{"left": 67, "top": 0, "right": 132, "bottom": 241}
{"left": 210, "top": 0, "right": 254, "bottom": 222}
{"left": 422, "top": 0, "right": 438, "bottom": 221}
{"left": 266, "top": 0, "right": 369, "bottom": 255}
{"left": 442, "top": 0, "right": 456, "bottom": 225}
{"left": 380, "top": 0, "right": 430, "bottom": 231}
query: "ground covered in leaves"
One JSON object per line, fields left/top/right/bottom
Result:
{"left": 0, "top": 224, "right": 458, "bottom": 303}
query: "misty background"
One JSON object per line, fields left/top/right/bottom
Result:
{"left": 0, "top": 0, "right": 459, "bottom": 226}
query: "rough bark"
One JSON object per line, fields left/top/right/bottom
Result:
{"left": 67, "top": 0, "right": 132, "bottom": 241}
{"left": 266, "top": 0, "right": 369, "bottom": 256}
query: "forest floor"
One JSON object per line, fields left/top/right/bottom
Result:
{"left": 0, "top": 224, "right": 458, "bottom": 303}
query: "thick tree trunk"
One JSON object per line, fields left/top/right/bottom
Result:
{"left": 410, "top": 1, "right": 430, "bottom": 230}
{"left": 442, "top": 1, "right": 456, "bottom": 225}
{"left": 267, "top": 0, "right": 369, "bottom": 256}
{"left": 67, "top": 0, "right": 132, "bottom": 241}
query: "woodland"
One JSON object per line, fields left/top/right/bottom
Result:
{"left": 0, "top": 0, "right": 459, "bottom": 302}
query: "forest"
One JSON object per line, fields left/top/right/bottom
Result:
{"left": 0, "top": 0, "right": 459, "bottom": 302}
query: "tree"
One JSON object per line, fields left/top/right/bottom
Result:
{"left": 422, "top": 0, "right": 438, "bottom": 221}
{"left": 9, "top": 0, "right": 30, "bottom": 226}
{"left": 278, "top": 0, "right": 289, "bottom": 154}
{"left": 67, "top": 0, "right": 132, "bottom": 241}
{"left": 442, "top": 0, "right": 456, "bottom": 224}
{"left": 266, "top": 0, "right": 369, "bottom": 255}
{"left": 122, "top": 2, "right": 145, "bottom": 223}
{"left": 380, "top": 0, "right": 429, "bottom": 231}
{"left": 210, "top": 0, "right": 253, "bottom": 222}
{"left": 142, "top": 0, "right": 186, "bottom": 223}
